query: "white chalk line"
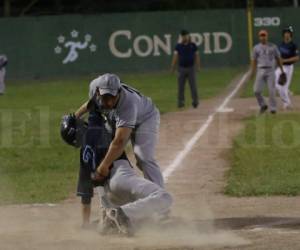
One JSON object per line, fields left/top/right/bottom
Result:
{"left": 163, "top": 71, "right": 250, "bottom": 182}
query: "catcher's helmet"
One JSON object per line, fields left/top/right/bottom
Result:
{"left": 60, "top": 114, "right": 87, "bottom": 147}
{"left": 282, "top": 26, "right": 294, "bottom": 36}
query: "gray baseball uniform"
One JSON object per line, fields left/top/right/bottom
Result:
{"left": 252, "top": 43, "right": 281, "bottom": 111}
{"left": 0, "top": 55, "right": 7, "bottom": 94}
{"left": 105, "top": 159, "right": 172, "bottom": 222}
{"left": 78, "top": 111, "right": 172, "bottom": 225}
{"left": 111, "top": 84, "right": 164, "bottom": 188}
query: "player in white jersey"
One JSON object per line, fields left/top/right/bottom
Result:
{"left": 275, "top": 26, "right": 299, "bottom": 110}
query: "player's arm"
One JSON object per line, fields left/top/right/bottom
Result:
{"left": 75, "top": 101, "right": 89, "bottom": 118}
{"left": 274, "top": 46, "right": 284, "bottom": 73}
{"left": 250, "top": 46, "right": 257, "bottom": 79}
{"left": 282, "top": 46, "right": 299, "bottom": 64}
{"left": 170, "top": 51, "right": 178, "bottom": 72}
{"left": 282, "top": 55, "right": 299, "bottom": 64}
{"left": 276, "top": 56, "right": 284, "bottom": 73}
{"left": 250, "top": 59, "right": 257, "bottom": 79}
{"left": 96, "top": 127, "right": 132, "bottom": 177}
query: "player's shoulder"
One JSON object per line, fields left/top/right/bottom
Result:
{"left": 118, "top": 85, "right": 136, "bottom": 107}
{"left": 253, "top": 43, "right": 261, "bottom": 50}
{"left": 175, "top": 43, "right": 181, "bottom": 50}
{"left": 291, "top": 41, "right": 298, "bottom": 48}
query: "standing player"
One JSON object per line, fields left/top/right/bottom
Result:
{"left": 75, "top": 73, "right": 164, "bottom": 188}
{"left": 250, "top": 29, "right": 284, "bottom": 114}
{"left": 170, "top": 30, "right": 200, "bottom": 109}
{"left": 275, "top": 26, "right": 299, "bottom": 110}
{"left": 0, "top": 55, "right": 8, "bottom": 95}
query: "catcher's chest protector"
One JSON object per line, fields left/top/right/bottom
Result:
{"left": 80, "top": 112, "right": 112, "bottom": 172}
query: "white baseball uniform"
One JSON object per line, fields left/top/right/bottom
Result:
{"left": 275, "top": 41, "right": 298, "bottom": 108}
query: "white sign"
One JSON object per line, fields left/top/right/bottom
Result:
{"left": 54, "top": 30, "right": 97, "bottom": 64}
{"left": 109, "top": 30, "right": 233, "bottom": 58}
{"left": 54, "top": 29, "right": 233, "bottom": 64}
{"left": 254, "top": 17, "right": 281, "bottom": 27}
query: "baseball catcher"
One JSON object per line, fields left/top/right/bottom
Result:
{"left": 60, "top": 111, "right": 172, "bottom": 236}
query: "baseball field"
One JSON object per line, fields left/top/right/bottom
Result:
{"left": 1, "top": 65, "right": 300, "bottom": 250}
{"left": 0, "top": 67, "right": 240, "bottom": 205}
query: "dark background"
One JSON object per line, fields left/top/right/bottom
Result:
{"left": 0, "top": 0, "right": 299, "bottom": 17}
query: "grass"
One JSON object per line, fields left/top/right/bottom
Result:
{"left": 226, "top": 113, "right": 300, "bottom": 196}
{"left": 241, "top": 66, "right": 300, "bottom": 98}
{"left": 0, "top": 68, "right": 240, "bottom": 204}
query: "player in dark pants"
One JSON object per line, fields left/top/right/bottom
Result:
{"left": 171, "top": 30, "right": 200, "bottom": 108}
{"left": 76, "top": 111, "right": 116, "bottom": 228}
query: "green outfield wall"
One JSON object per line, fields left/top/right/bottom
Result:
{"left": 0, "top": 8, "right": 299, "bottom": 78}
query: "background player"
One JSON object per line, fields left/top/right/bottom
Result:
{"left": 60, "top": 111, "right": 172, "bottom": 236}
{"left": 250, "top": 29, "right": 284, "bottom": 114}
{"left": 170, "top": 30, "right": 200, "bottom": 109}
{"left": 75, "top": 73, "right": 164, "bottom": 188}
{"left": 275, "top": 26, "right": 299, "bottom": 110}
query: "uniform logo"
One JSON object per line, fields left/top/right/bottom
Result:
{"left": 54, "top": 30, "right": 97, "bottom": 64}
{"left": 82, "top": 145, "right": 96, "bottom": 170}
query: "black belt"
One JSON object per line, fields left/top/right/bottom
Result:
{"left": 179, "top": 65, "right": 194, "bottom": 68}
{"left": 259, "top": 66, "right": 272, "bottom": 69}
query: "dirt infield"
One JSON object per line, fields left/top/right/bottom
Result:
{"left": 1, "top": 74, "right": 300, "bottom": 250}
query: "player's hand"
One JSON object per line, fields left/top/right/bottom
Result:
{"left": 97, "top": 164, "right": 110, "bottom": 177}
{"left": 91, "top": 172, "right": 106, "bottom": 182}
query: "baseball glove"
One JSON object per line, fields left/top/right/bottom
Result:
{"left": 278, "top": 72, "right": 287, "bottom": 86}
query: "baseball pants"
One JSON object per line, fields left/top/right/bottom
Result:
{"left": 254, "top": 68, "right": 277, "bottom": 111}
{"left": 0, "top": 68, "right": 6, "bottom": 94}
{"left": 105, "top": 159, "right": 172, "bottom": 222}
{"left": 177, "top": 66, "right": 199, "bottom": 107}
{"left": 131, "top": 108, "right": 164, "bottom": 188}
{"left": 275, "top": 65, "right": 294, "bottom": 107}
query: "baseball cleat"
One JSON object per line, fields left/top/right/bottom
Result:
{"left": 283, "top": 104, "right": 293, "bottom": 110}
{"left": 156, "top": 211, "right": 173, "bottom": 227}
{"left": 259, "top": 105, "right": 268, "bottom": 114}
{"left": 192, "top": 102, "right": 199, "bottom": 109}
{"left": 105, "top": 207, "right": 134, "bottom": 236}
{"left": 98, "top": 209, "right": 119, "bottom": 235}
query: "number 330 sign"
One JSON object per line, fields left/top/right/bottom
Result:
{"left": 254, "top": 17, "right": 281, "bottom": 27}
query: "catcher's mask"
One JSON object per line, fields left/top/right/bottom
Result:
{"left": 60, "top": 114, "right": 87, "bottom": 148}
